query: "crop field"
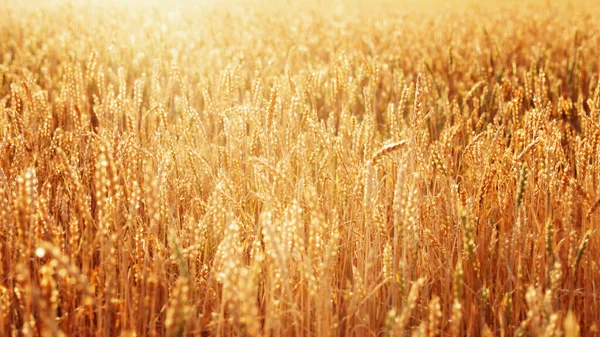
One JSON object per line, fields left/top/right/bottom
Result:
{"left": 1, "top": 0, "right": 600, "bottom": 336}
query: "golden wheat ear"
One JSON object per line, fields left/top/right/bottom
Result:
{"left": 372, "top": 140, "right": 408, "bottom": 163}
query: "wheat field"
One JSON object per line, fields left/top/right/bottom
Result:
{"left": 1, "top": 0, "right": 599, "bottom": 336}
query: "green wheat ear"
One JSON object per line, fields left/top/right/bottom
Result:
{"left": 574, "top": 230, "right": 591, "bottom": 273}
{"left": 169, "top": 229, "right": 190, "bottom": 279}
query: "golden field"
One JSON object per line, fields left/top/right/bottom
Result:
{"left": 1, "top": 0, "right": 599, "bottom": 336}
